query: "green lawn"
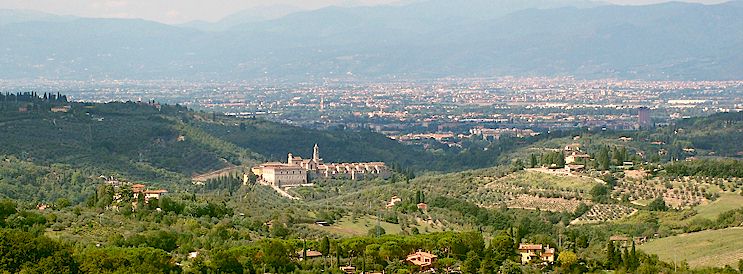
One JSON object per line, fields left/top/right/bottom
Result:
{"left": 639, "top": 227, "right": 743, "bottom": 268}
{"left": 694, "top": 193, "right": 743, "bottom": 220}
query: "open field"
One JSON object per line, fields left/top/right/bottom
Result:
{"left": 694, "top": 193, "right": 743, "bottom": 220}
{"left": 639, "top": 227, "right": 743, "bottom": 268}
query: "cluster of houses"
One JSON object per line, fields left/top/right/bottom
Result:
{"left": 518, "top": 244, "right": 555, "bottom": 264}
{"left": 297, "top": 250, "right": 439, "bottom": 273}
{"left": 104, "top": 177, "right": 168, "bottom": 207}
{"left": 295, "top": 243, "right": 557, "bottom": 273}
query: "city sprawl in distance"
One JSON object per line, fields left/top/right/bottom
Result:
{"left": 0, "top": 0, "right": 742, "bottom": 273}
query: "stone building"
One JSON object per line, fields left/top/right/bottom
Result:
{"left": 251, "top": 163, "right": 308, "bottom": 188}
{"left": 252, "top": 144, "right": 391, "bottom": 188}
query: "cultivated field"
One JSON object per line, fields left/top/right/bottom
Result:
{"left": 693, "top": 193, "right": 743, "bottom": 220}
{"left": 314, "top": 214, "right": 448, "bottom": 237}
{"left": 570, "top": 204, "right": 636, "bottom": 225}
{"left": 614, "top": 176, "right": 724, "bottom": 209}
{"left": 473, "top": 170, "right": 597, "bottom": 211}
{"left": 639, "top": 227, "right": 743, "bottom": 268}
{"left": 316, "top": 215, "right": 402, "bottom": 236}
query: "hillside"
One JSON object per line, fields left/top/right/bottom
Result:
{"left": 0, "top": 98, "right": 255, "bottom": 182}
{"left": 639, "top": 227, "right": 743, "bottom": 268}
{"left": 0, "top": 94, "right": 545, "bottom": 186}
{"left": 197, "top": 117, "right": 542, "bottom": 173}
{"left": 0, "top": 97, "right": 742, "bottom": 272}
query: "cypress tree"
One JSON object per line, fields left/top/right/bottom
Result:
{"left": 606, "top": 241, "right": 615, "bottom": 269}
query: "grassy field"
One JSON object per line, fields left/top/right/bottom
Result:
{"left": 639, "top": 227, "right": 743, "bottom": 268}
{"left": 694, "top": 193, "right": 743, "bottom": 220}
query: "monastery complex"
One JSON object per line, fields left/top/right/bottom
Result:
{"left": 252, "top": 144, "right": 391, "bottom": 188}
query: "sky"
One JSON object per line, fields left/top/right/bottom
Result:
{"left": 0, "top": 0, "right": 730, "bottom": 24}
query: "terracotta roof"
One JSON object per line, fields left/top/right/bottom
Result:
{"left": 298, "top": 250, "right": 323, "bottom": 258}
{"left": 518, "top": 244, "right": 543, "bottom": 251}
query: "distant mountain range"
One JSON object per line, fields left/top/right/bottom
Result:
{"left": 0, "top": 0, "right": 741, "bottom": 80}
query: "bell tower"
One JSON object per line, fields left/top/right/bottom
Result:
{"left": 313, "top": 144, "right": 320, "bottom": 164}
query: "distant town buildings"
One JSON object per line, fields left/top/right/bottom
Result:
{"left": 470, "top": 127, "right": 540, "bottom": 140}
{"left": 638, "top": 107, "right": 652, "bottom": 128}
{"left": 252, "top": 144, "right": 391, "bottom": 188}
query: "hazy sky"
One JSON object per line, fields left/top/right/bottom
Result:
{"left": 0, "top": 0, "right": 730, "bottom": 24}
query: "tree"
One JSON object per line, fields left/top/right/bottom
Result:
{"left": 558, "top": 250, "right": 578, "bottom": 268}
{"left": 556, "top": 152, "right": 566, "bottom": 168}
{"left": 269, "top": 223, "right": 289, "bottom": 239}
{"left": 368, "top": 225, "right": 386, "bottom": 237}
{"left": 365, "top": 244, "right": 381, "bottom": 265}
{"left": 211, "top": 250, "right": 243, "bottom": 274}
{"left": 461, "top": 251, "right": 480, "bottom": 274}
{"left": 262, "top": 240, "right": 293, "bottom": 273}
{"left": 71, "top": 171, "right": 84, "bottom": 185}
{"left": 499, "top": 259, "right": 523, "bottom": 274}
{"left": 648, "top": 197, "right": 668, "bottom": 211}
{"left": 0, "top": 199, "right": 17, "bottom": 226}
{"left": 629, "top": 241, "right": 639, "bottom": 270}
{"left": 598, "top": 147, "right": 611, "bottom": 170}
{"left": 512, "top": 159, "right": 525, "bottom": 171}
{"left": 438, "top": 257, "right": 456, "bottom": 273}
{"left": 606, "top": 241, "right": 616, "bottom": 269}
{"left": 479, "top": 249, "right": 496, "bottom": 274}
{"left": 590, "top": 184, "right": 610, "bottom": 203}
{"left": 529, "top": 154, "right": 538, "bottom": 168}
{"left": 379, "top": 242, "right": 402, "bottom": 261}
{"left": 489, "top": 235, "right": 515, "bottom": 265}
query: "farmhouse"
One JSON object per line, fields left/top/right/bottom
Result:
{"left": 143, "top": 189, "right": 168, "bottom": 201}
{"left": 386, "top": 196, "right": 403, "bottom": 209}
{"left": 131, "top": 184, "right": 168, "bottom": 203}
{"left": 518, "top": 244, "right": 555, "bottom": 264}
{"left": 406, "top": 251, "right": 437, "bottom": 270}
{"left": 564, "top": 151, "right": 591, "bottom": 164}
{"left": 297, "top": 250, "right": 323, "bottom": 260}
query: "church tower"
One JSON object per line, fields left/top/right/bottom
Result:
{"left": 313, "top": 144, "right": 320, "bottom": 164}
